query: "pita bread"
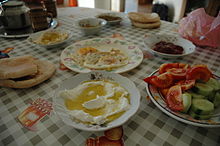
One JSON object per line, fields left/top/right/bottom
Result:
{"left": 0, "top": 55, "right": 38, "bottom": 79}
{"left": 131, "top": 21, "right": 161, "bottom": 29}
{"left": 128, "top": 12, "right": 160, "bottom": 23}
{"left": 0, "top": 60, "right": 56, "bottom": 88}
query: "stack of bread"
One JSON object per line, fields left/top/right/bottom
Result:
{"left": 0, "top": 55, "right": 56, "bottom": 88}
{"left": 128, "top": 12, "right": 161, "bottom": 29}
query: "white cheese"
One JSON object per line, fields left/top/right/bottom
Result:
{"left": 82, "top": 95, "right": 106, "bottom": 110}
{"left": 104, "top": 97, "right": 130, "bottom": 117}
{"left": 59, "top": 81, "right": 105, "bottom": 100}
{"left": 62, "top": 80, "right": 130, "bottom": 125}
{"left": 69, "top": 110, "right": 106, "bottom": 125}
{"left": 59, "top": 89, "right": 78, "bottom": 100}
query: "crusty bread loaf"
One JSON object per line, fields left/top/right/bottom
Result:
{"left": 0, "top": 55, "right": 38, "bottom": 79}
{"left": 128, "top": 12, "right": 161, "bottom": 29}
{"left": 128, "top": 12, "right": 160, "bottom": 23}
{"left": 131, "top": 21, "right": 161, "bottom": 29}
{"left": 0, "top": 60, "right": 56, "bottom": 88}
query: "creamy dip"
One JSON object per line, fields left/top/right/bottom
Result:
{"left": 59, "top": 80, "right": 130, "bottom": 125}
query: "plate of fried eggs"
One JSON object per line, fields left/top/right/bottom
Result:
{"left": 60, "top": 38, "right": 143, "bottom": 73}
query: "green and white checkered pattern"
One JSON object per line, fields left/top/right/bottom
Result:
{"left": 0, "top": 7, "right": 220, "bottom": 146}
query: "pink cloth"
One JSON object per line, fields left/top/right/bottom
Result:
{"left": 178, "top": 8, "right": 220, "bottom": 48}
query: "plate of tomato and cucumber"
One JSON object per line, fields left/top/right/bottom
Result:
{"left": 144, "top": 63, "right": 220, "bottom": 127}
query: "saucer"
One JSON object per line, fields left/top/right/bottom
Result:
{"left": 0, "top": 19, "right": 58, "bottom": 38}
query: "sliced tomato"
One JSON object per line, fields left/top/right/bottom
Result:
{"left": 166, "top": 85, "right": 183, "bottom": 111}
{"left": 143, "top": 76, "right": 157, "bottom": 84}
{"left": 150, "top": 72, "right": 173, "bottom": 88}
{"left": 144, "top": 73, "right": 173, "bottom": 88}
{"left": 176, "top": 80, "right": 195, "bottom": 90}
{"left": 167, "top": 68, "right": 187, "bottom": 80}
{"left": 179, "top": 63, "right": 191, "bottom": 69}
{"left": 159, "top": 63, "right": 179, "bottom": 74}
{"left": 160, "top": 88, "right": 170, "bottom": 97}
{"left": 159, "top": 63, "right": 190, "bottom": 74}
{"left": 186, "top": 65, "right": 212, "bottom": 82}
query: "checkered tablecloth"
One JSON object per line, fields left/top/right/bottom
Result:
{"left": 1, "top": 7, "right": 220, "bottom": 146}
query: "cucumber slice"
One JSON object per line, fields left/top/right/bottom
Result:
{"left": 189, "top": 92, "right": 206, "bottom": 99}
{"left": 206, "top": 78, "right": 220, "bottom": 91}
{"left": 189, "top": 110, "right": 211, "bottom": 120}
{"left": 181, "top": 93, "right": 192, "bottom": 113}
{"left": 193, "top": 83, "right": 214, "bottom": 96}
{"left": 213, "top": 92, "right": 220, "bottom": 107}
{"left": 208, "top": 91, "right": 216, "bottom": 102}
{"left": 191, "top": 99, "right": 214, "bottom": 115}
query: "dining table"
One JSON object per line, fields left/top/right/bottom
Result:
{"left": 0, "top": 7, "right": 220, "bottom": 146}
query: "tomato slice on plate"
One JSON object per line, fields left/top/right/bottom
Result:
{"left": 186, "top": 65, "right": 212, "bottom": 82}
{"left": 159, "top": 63, "right": 179, "bottom": 74}
{"left": 178, "top": 63, "right": 190, "bottom": 69}
{"left": 176, "top": 80, "right": 195, "bottom": 90}
{"left": 159, "top": 63, "right": 190, "bottom": 74}
{"left": 143, "top": 76, "right": 157, "bottom": 84}
{"left": 167, "top": 68, "right": 187, "bottom": 80}
{"left": 151, "top": 72, "right": 173, "bottom": 88}
{"left": 159, "top": 88, "right": 170, "bottom": 97}
{"left": 144, "top": 73, "right": 173, "bottom": 88}
{"left": 166, "top": 85, "right": 183, "bottom": 111}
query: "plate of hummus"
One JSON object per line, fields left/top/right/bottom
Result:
{"left": 27, "top": 28, "right": 72, "bottom": 48}
{"left": 53, "top": 71, "right": 141, "bottom": 131}
{"left": 60, "top": 38, "right": 143, "bottom": 73}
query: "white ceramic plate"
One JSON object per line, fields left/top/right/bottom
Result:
{"left": 27, "top": 28, "right": 72, "bottom": 49}
{"left": 53, "top": 71, "right": 141, "bottom": 131}
{"left": 96, "top": 12, "right": 124, "bottom": 25}
{"left": 146, "top": 70, "right": 220, "bottom": 128}
{"left": 0, "top": 19, "right": 58, "bottom": 38}
{"left": 143, "top": 34, "right": 196, "bottom": 58}
{"left": 61, "top": 38, "right": 143, "bottom": 73}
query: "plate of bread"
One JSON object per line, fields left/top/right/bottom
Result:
{"left": 0, "top": 55, "right": 56, "bottom": 88}
{"left": 60, "top": 38, "right": 143, "bottom": 73}
{"left": 128, "top": 12, "right": 161, "bottom": 29}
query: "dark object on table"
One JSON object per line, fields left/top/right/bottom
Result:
{"left": 152, "top": 3, "right": 168, "bottom": 21}
{"left": 29, "top": 7, "right": 53, "bottom": 31}
{"left": 0, "top": 19, "right": 57, "bottom": 38}
{"left": 0, "top": 51, "right": 9, "bottom": 59}
{"left": 41, "top": 0, "right": 57, "bottom": 18}
{"left": 152, "top": 41, "right": 184, "bottom": 54}
{"left": 0, "top": 1, "right": 31, "bottom": 29}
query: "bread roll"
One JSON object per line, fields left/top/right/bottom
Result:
{"left": 131, "top": 21, "right": 161, "bottom": 29}
{"left": 128, "top": 12, "right": 160, "bottom": 23}
{"left": 0, "top": 60, "right": 56, "bottom": 88}
{"left": 0, "top": 55, "right": 37, "bottom": 79}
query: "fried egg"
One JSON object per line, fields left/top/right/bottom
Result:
{"left": 71, "top": 48, "right": 128, "bottom": 70}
